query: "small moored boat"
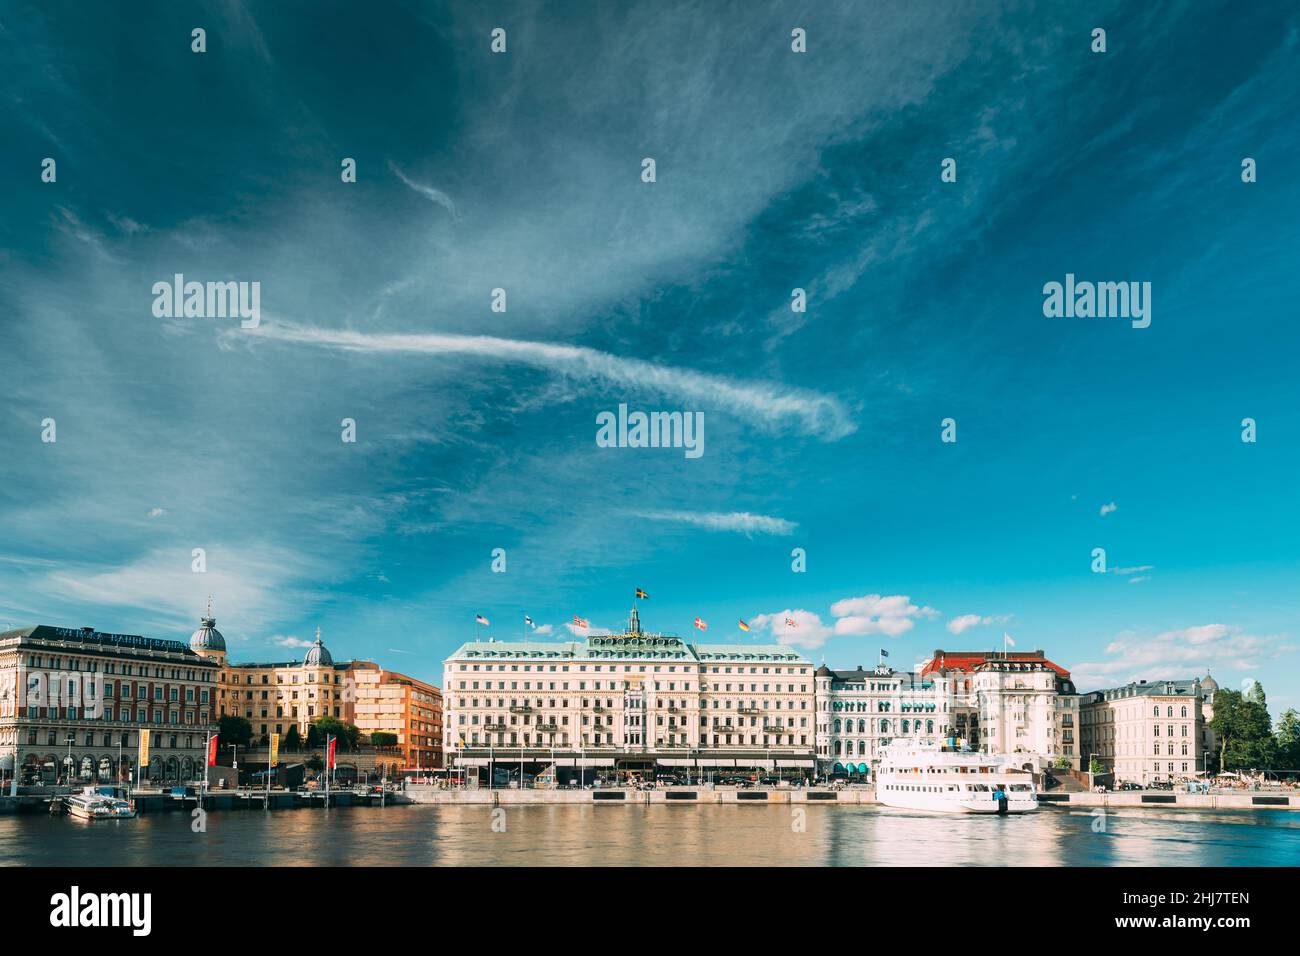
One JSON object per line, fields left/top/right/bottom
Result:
{"left": 65, "top": 790, "right": 137, "bottom": 820}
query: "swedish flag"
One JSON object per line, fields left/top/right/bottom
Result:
{"left": 635, "top": 588, "right": 648, "bottom": 600}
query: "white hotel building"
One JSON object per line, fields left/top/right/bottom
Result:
{"left": 442, "top": 608, "right": 817, "bottom": 782}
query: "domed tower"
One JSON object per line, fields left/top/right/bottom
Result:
{"left": 303, "top": 627, "right": 333, "bottom": 668}
{"left": 189, "top": 597, "right": 227, "bottom": 665}
{"left": 814, "top": 662, "right": 835, "bottom": 778}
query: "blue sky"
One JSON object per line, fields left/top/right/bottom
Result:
{"left": 2, "top": 1, "right": 1298, "bottom": 714}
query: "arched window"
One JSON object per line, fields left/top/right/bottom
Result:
{"left": 857, "top": 719, "right": 865, "bottom": 733}
{"left": 833, "top": 719, "right": 841, "bottom": 733}
{"left": 926, "top": 720, "right": 934, "bottom": 734}
{"left": 1167, "top": 706, "right": 1173, "bottom": 718}
{"left": 902, "top": 720, "right": 910, "bottom": 733}
{"left": 1153, "top": 706, "right": 1159, "bottom": 717}
{"left": 880, "top": 719, "right": 889, "bottom": 733}
{"left": 1180, "top": 706, "right": 1187, "bottom": 718}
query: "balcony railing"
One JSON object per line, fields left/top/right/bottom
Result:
{"left": 509, "top": 706, "right": 533, "bottom": 715}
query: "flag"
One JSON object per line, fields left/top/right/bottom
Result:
{"left": 880, "top": 648, "right": 889, "bottom": 659}
{"left": 524, "top": 615, "right": 535, "bottom": 628}
{"left": 573, "top": 615, "right": 589, "bottom": 629}
{"left": 138, "top": 729, "right": 150, "bottom": 765}
{"left": 207, "top": 734, "right": 219, "bottom": 767}
{"left": 784, "top": 617, "right": 798, "bottom": 628}
{"left": 269, "top": 732, "right": 280, "bottom": 766}
{"left": 635, "top": 588, "right": 648, "bottom": 600}
{"left": 694, "top": 617, "right": 708, "bottom": 630}
{"left": 327, "top": 737, "right": 337, "bottom": 770}
{"left": 475, "top": 614, "right": 490, "bottom": 626}
{"left": 1004, "top": 632, "right": 1016, "bottom": 648}
{"left": 738, "top": 619, "right": 750, "bottom": 632}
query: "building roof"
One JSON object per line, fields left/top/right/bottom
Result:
{"left": 446, "top": 609, "right": 811, "bottom": 665}
{"left": 921, "top": 649, "right": 1071, "bottom": 678}
{"left": 302, "top": 629, "right": 332, "bottom": 667}
{"left": 1091, "top": 678, "right": 1209, "bottom": 700}
{"left": 189, "top": 607, "right": 226, "bottom": 653}
{"left": 0, "top": 623, "right": 214, "bottom": 664}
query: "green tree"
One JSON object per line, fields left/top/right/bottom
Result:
{"left": 371, "top": 731, "right": 398, "bottom": 748}
{"left": 283, "top": 725, "right": 302, "bottom": 753}
{"left": 1275, "top": 709, "right": 1300, "bottom": 770}
{"left": 218, "top": 715, "right": 253, "bottom": 751}
{"left": 1052, "top": 756, "right": 1072, "bottom": 770}
{"left": 1211, "top": 688, "right": 1275, "bottom": 772}
{"left": 1088, "top": 756, "right": 1104, "bottom": 775}
{"left": 305, "top": 755, "right": 324, "bottom": 774}
{"left": 309, "top": 716, "right": 360, "bottom": 751}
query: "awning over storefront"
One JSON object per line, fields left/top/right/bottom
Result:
{"left": 833, "top": 762, "right": 845, "bottom": 773}
{"left": 777, "top": 759, "right": 816, "bottom": 768}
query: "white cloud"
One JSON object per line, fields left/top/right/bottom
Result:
{"left": 389, "top": 161, "right": 458, "bottom": 218}
{"left": 1070, "top": 624, "right": 1294, "bottom": 691}
{"left": 243, "top": 321, "right": 853, "bottom": 440}
{"left": 1100, "top": 502, "right": 1118, "bottom": 516}
{"left": 534, "top": 624, "right": 554, "bottom": 636}
{"left": 946, "top": 613, "right": 1012, "bottom": 635}
{"left": 831, "top": 594, "right": 938, "bottom": 637}
{"left": 147, "top": 507, "right": 167, "bottom": 518}
{"left": 750, "top": 594, "right": 937, "bottom": 649}
{"left": 750, "top": 609, "right": 835, "bottom": 649}
{"left": 637, "top": 510, "right": 796, "bottom": 536}
{"left": 36, "top": 543, "right": 321, "bottom": 639}
{"left": 271, "top": 634, "right": 313, "bottom": 649}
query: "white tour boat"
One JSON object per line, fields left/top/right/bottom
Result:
{"left": 875, "top": 741, "right": 1038, "bottom": 814}
{"left": 65, "top": 790, "right": 137, "bottom": 820}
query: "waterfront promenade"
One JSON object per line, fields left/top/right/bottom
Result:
{"left": 5, "top": 784, "right": 1296, "bottom": 815}
{"left": 401, "top": 784, "right": 1300, "bottom": 811}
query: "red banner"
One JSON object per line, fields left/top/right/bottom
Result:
{"left": 207, "top": 734, "right": 219, "bottom": 767}
{"left": 327, "top": 738, "right": 337, "bottom": 770}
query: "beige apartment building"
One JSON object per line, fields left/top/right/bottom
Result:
{"left": 353, "top": 663, "right": 443, "bottom": 771}
{"left": 443, "top": 606, "right": 816, "bottom": 784}
{"left": 1080, "top": 676, "right": 1218, "bottom": 785}
{"left": 189, "top": 612, "right": 358, "bottom": 741}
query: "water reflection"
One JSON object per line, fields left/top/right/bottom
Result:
{"left": 1, "top": 805, "right": 1296, "bottom": 867}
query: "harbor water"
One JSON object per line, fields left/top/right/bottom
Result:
{"left": 3, "top": 803, "right": 1298, "bottom": 866}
